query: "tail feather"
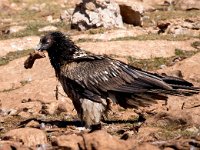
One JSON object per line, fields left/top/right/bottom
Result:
{"left": 114, "top": 92, "right": 168, "bottom": 109}
{"left": 113, "top": 74, "right": 199, "bottom": 109}
{"left": 162, "top": 76, "right": 193, "bottom": 86}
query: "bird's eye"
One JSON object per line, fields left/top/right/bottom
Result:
{"left": 46, "top": 39, "right": 51, "bottom": 44}
{"left": 41, "top": 38, "right": 50, "bottom": 44}
{"left": 40, "top": 39, "right": 45, "bottom": 44}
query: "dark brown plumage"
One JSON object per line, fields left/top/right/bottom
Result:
{"left": 36, "top": 31, "right": 199, "bottom": 127}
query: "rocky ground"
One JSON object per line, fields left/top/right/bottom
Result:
{"left": 0, "top": 0, "right": 200, "bottom": 149}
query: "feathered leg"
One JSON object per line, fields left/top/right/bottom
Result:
{"left": 80, "top": 98, "right": 107, "bottom": 128}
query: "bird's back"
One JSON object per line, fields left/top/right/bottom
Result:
{"left": 57, "top": 56, "right": 199, "bottom": 108}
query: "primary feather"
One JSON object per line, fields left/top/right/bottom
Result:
{"left": 36, "top": 31, "right": 199, "bottom": 126}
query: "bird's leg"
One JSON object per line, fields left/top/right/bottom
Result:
{"left": 80, "top": 98, "right": 107, "bottom": 130}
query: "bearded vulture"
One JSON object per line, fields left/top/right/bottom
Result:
{"left": 35, "top": 31, "right": 199, "bottom": 128}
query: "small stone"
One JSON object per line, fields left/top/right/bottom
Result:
{"left": 46, "top": 16, "right": 60, "bottom": 23}
{"left": 18, "top": 101, "right": 42, "bottom": 115}
{"left": 42, "top": 101, "right": 58, "bottom": 115}
{"left": 186, "top": 127, "right": 199, "bottom": 133}
{"left": 26, "top": 120, "right": 40, "bottom": 128}
{"left": 160, "top": 65, "right": 167, "bottom": 69}
{"left": 21, "top": 98, "right": 32, "bottom": 103}
{"left": 8, "top": 109, "right": 18, "bottom": 116}
{"left": 46, "top": 15, "right": 53, "bottom": 22}
{"left": 40, "top": 123, "right": 46, "bottom": 130}
{"left": 18, "top": 111, "right": 30, "bottom": 118}
{"left": 0, "top": 116, "right": 4, "bottom": 123}
{"left": 29, "top": 3, "right": 46, "bottom": 12}
{"left": 157, "top": 21, "right": 170, "bottom": 33}
{"left": 0, "top": 108, "right": 9, "bottom": 116}
{"left": 57, "top": 100, "right": 69, "bottom": 113}
{"left": 38, "top": 26, "right": 58, "bottom": 32}
{"left": 9, "top": 26, "right": 27, "bottom": 34}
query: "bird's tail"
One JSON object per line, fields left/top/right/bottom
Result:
{"left": 161, "top": 75, "right": 200, "bottom": 96}
{"left": 113, "top": 75, "right": 199, "bottom": 109}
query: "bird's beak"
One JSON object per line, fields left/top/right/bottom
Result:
{"left": 35, "top": 43, "right": 44, "bottom": 51}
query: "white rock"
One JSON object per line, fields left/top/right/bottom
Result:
{"left": 38, "top": 26, "right": 58, "bottom": 32}
{"left": 46, "top": 15, "right": 60, "bottom": 23}
{"left": 60, "top": 9, "right": 74, "bottom": 21}
{"left": 29, "top": 3, "right": 46, "bottom": 12}
{"left": 9, "top": 26, "right": 27, "bottom": 34}
{"left": 71, "top": 0, "right": 124, "bottom": 30}
{"left": 186, "top": 127, "right": 199, "bottom": 133}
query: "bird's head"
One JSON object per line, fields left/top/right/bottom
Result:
{"left": 36, "top": 31, "right": 67, "bottom": 53}
{"left": 36, "top": 31, "right": 85, "bottom": 60}
{"left": 36, "top": 31, "right": 84, "bottom": 70}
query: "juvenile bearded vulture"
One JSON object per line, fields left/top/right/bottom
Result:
{"left": 36, "top": 31, "right": 199, "bottom": 127}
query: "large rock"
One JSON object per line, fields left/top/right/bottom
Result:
{"left": 71, "top": 0, "right": 124, "bottom": 30}
{"left": 3, "top": 128, "right": 48, "bottom": 147}
{"left": 52, "top": 134, "right": 83, "bottom": 150}
{"left": 175, "top": 0, "right": 200, "bottom": 10}
{"left": 79, "top": 130, "right": 134, "bottom": 150}
{"left": 60, "top": 9, "right": 75, "bottom": 22}
{"left": 53, "top": 131, "right": 137, "bottom": 150}
{"left": 158, "top": 18, "right": 200, "bottom": 36}
{"left": 116, "top": 0, "right": 153, "bottom": 26}
{"left": 119, "top": 4, "right": 142, "bottom": 26}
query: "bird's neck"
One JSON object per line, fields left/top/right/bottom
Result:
{"left": 47, "top": 43, "right": 85, "bottom": 76}
{"left": 48, "top": 51, "right": 62, "bottom": 77}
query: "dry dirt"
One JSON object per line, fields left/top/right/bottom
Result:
{"left": 0, "top": 0, "right": 200, "bottom": 150}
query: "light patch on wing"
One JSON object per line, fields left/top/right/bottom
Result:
{"left": 73, "top": 51, "right": 87, "bottom": 58}
{"left": 104, "top": 71, "right": 109, "bottom": 74}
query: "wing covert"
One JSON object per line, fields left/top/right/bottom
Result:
{"left": 60, "top": 57, "right": 172, "bottom": 97}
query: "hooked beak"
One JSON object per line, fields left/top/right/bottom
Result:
{"left": 34, "top": 43, "right": 46, "bottom": 58}
{"left": 35, "top": 43, "right": 44, "bottom": 51}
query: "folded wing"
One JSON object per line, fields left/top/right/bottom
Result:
{"left": 60, "top": 56, "right": 199, "bottom": 108}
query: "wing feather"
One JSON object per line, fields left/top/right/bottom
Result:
{"left": 60, "top": 56, "right": 199, "bottom": 108}
{"left": 60, "top": 57, "right": 173, "bottom": 104}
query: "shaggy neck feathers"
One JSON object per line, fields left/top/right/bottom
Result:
{"left": 47, "top": 36, "right": 87, "bottom": 74}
